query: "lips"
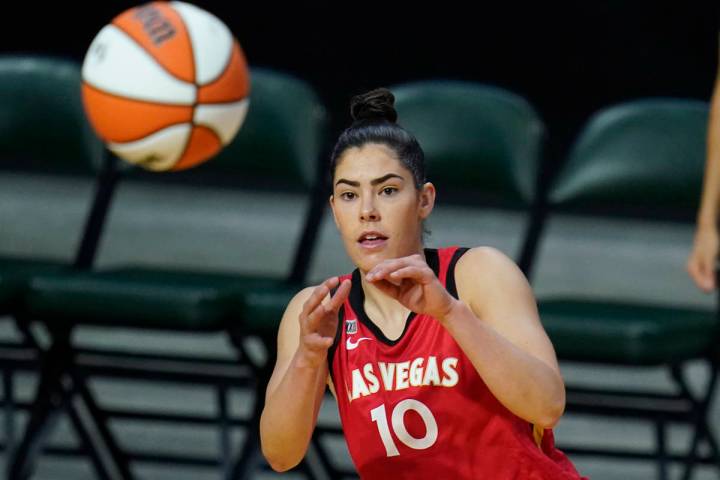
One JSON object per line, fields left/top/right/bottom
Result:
{"left": 358, "top": 231, "right": 388, "bottom": 249}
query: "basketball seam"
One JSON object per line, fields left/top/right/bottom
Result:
{"left": 171, "top": 125, "right": 195, "bottom": 171}
{"left": 199, "top": 42, "right": 241, "bottom": 89}
{"left": 111, "top": 21, "right": 198, "bottom": 100}
{"left": 196, "top": 96, "right": 247, "bottom": 105}
{"left": 83, "top": 83, "right": 195, "bottom": 144}
{"left": 172, "top": 125, "right": 222, "bottom": 170}
{"left": 166, "top": 1, "right": 198, "bottom": 88}
{"left": 107, "top": 123, "right": 192, "bottom": 171}
{"left": 82, "top": 82, "right": 193, "bottom": 107}
{"left": 192, "top": 120, "right": 225, "bottom": 146}
{"left": 197, "top": 125, "right": 222, "bottom": 146}
{"left": 193, "top": 99, "right": 248, "bottom": 144}
{"left": 196, "top": 44, "right": 248, "bottom": 103}
{"left": 105, "top": 123, "right": 193, "bottom": 145}
{"left": 171, "top": 2, "right": 197, "bottom": 86}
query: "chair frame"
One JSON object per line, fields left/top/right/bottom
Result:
{"left": 5, "top": 147, "right": 332, "bottom": 480}
{"left": 520, "top": 194, "right": 720, "bottom": 480}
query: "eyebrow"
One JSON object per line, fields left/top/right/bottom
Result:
{"left": 335, "top": 173, "right": 405, "bottom": 188}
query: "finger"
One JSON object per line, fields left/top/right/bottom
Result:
{"left": 302, "top": 333, "right": 334, "bottom": 351}
{"left": 369, "top": 257, "right": 415, "bottom": 275}
{"left": 370, "top": 278, "right": 400, "bottom": 299}
{"left": 322, "top": 276, "right": 341, "bottom": 290}
{"left": 367, "top": 256, "right": 423, "bottom": 281}
{"left": 305, "top": 302, "right": 333, "bottom": 332}
{"left": 301, "top": 277, "right": 339, "bottom": 317}
{"left": 388, "top": 266, "right": 434, "bottom": 284}
{"left": 328, "top": 279, "right": 352, "bottom": 312}
{"left": 367, "top": 269, "right": 403, "bottom": 286}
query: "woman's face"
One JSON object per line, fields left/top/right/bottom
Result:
{"left": 330, "top": 143, "right": 435, "bottom": 273}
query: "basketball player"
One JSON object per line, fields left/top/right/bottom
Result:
{"left": 688, "top": 62, "right": 720, "bottom": 292}
{"left": 260, "top": 89, "right": 586, "bottom": 479}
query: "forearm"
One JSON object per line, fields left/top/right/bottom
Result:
{"left": 439, "top": 300, "right": 565, "bottom": 428}
{"left": 698, "top": 82, "right": 720, "bottom": 226}
{"left": 260, "top": 351, "right": 327, "bottom": 471}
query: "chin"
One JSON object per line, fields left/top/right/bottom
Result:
{"left": 349, "top": 246, "right": 390, "bottom": 272}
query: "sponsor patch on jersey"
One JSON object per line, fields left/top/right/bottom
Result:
{"left": 346, "top": 319, "right": 358, "bottom": 334}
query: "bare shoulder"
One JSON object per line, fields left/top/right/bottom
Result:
{"left": 451, "top": 247, "right": 558, "bottom": 371}
{"left": 455, "top": 246, "right": 524, "bottom": 283}
{"left": 453, "top": 246, "right": 534, "bottom": 314}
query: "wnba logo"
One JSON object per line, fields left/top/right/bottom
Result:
{"left": 346, "top": 319, "right": 358, "bottom": 335}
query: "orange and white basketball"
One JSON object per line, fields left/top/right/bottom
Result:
{"left": 81, "top": 1, "right": 250, "bottom": 171}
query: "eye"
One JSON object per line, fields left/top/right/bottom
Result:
{"left": 380, "top": 186, "right": 398, "bottom": 196}
{"left": 340, "top": 191, "right": 356, "bottom": 201}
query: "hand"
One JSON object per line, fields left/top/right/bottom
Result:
{"left": 687, "top": 223, "right": 719, "bottom": 293}
{"left": 366, "top": 254, "right": 457, "bottom": 321}
{"left": 297, "top": 277, "right": 351, "bottom": 368}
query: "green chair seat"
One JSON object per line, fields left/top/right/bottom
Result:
{"left": 540, "top": 299, "right": 718, "bottom": 365}
{"left": 241, "top": 288, "right": 300, "bottom": 335}
{"left": 25, "top": 267, "right": 293, "bottom": 332}
{"left": 0, "top": 257, "right": 68, "bottom": 311}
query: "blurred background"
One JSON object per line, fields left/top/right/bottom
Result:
{"left": 3, "top": 1, "right": 718, "bottom": 162}
{"left": 1, "top": 1, "right": 720, "bottom": 479}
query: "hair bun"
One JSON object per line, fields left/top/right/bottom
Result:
{"left": 350, "top": 88, "right": 398, "bottom": 124}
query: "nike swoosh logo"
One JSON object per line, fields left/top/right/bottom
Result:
{"left": 346, "top": 337, "right": 372, "bottom": 350}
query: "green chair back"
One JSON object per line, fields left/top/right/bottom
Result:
{"left": 549, "top": 99, "right": 708, "bottom": 215}
{"left": 392, "top": 81, "right": 544, "bottom": 206}
{"left": 0, "top": 56, "right": 103, "bottom": 174}
{"left": 189, "top": 67, "right": 327, "bottom": 191}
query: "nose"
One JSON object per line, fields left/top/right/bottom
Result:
{"left": 360, "top": 195, "right": 380, "bottom": 222}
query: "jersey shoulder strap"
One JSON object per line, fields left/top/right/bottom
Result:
{"left": 441, "top": 246, "right": 470, "bottom": 299}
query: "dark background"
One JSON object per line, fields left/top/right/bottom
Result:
{"left": 2, "top": 1, "right": 718, "bottom": 170}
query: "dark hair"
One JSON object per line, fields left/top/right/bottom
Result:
{"left": 329, "top": 88, "right": 426, "bottom": 188}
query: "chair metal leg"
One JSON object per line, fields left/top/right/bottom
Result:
{"left": 7, "top": 331, "right": 74, "bottom": 480}
{"left": 673, "top": 362, "right": 720, "bottom": 480}
{"left": 655, "top": 419, "right": 668, "bottom": 480}
{"left": 74, "top": 380, "right": 134, "bottom": 480}
{"left": 307, "top": 434, "right": 336, "bottom": 480}
{"left": 7, "top": 328, "right": 135, "bottom": 480}
{"left": 227, "top": 335, "right": 271, "bottom": 480}
{"left": 65, "top": 394, "right": 114, "bottom": 480}
{"left": 219, "top": 384, "right": 232, "bottom": 480}
{"left": 3, "top": 368, "right": 15, "bottom": 457}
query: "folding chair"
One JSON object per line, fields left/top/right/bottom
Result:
{"left": 7, "top": 66, "right": 331, "bottom": 479}
{"left": 307, "top": 79, "right": 546, "bottom": 478}
{"left": 0, "top": 55, "right": 106, "bottom": 467}
{"left": 0, "top": 55, "right": 103, "bottom": 316}
{"left": 523, "top": 99, "right": 719, "bottom": 480}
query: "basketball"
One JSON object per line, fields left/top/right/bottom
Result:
{"left": 81, "top": 1, "right": 250, "bottom": 171}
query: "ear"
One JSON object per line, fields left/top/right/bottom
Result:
{"left": 329, "top": 195, "right": 340, "bottom": 228}
{"left": 418, "top": 182, "right": 436, "bottom": 220}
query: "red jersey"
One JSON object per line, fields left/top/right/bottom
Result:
{"left": 328, "top": 246, "right": 586, "bottom": 479}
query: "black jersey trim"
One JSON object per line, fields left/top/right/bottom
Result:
{"left": 349, "top": 248, "right": 440, "bottom": 346}
{"left": 446, "top": 247, "right": 470, "bottom": 299}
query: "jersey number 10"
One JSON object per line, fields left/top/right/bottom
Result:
{"left": 370, "top": 399, "right": 438, "bottom": 457}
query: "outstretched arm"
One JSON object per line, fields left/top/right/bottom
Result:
{"left": 260, "top": 277, "right": 351, "bottom": 471}
{"left": 689, "top": 62, "right": 720, "bottom": 292}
